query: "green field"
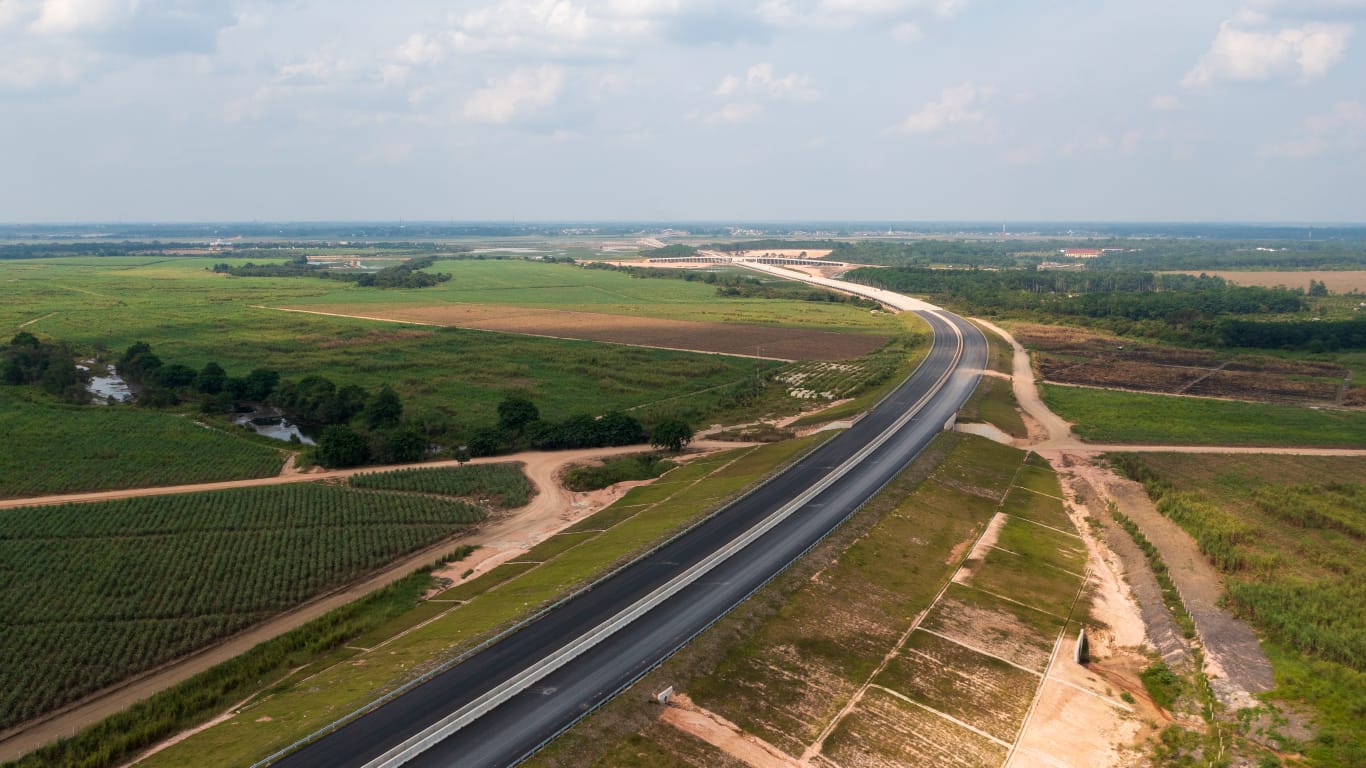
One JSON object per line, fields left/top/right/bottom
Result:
{"left": 1114, "top": 453, "right": 1366, "bottom": 768}
{"left": 0, "top": 390, "right": 285, "bottom": 498}
{"left": 0, "top": 484, "right": 486, "bottom": 730}
{"left": 1042, "top": 384, "right": 1366, "bottom": 446}
{"left": 0, "top": 257, "right": 908, "bottom": 433}
{"left": 348, "top": 463, "right": 532, "bottom": 507}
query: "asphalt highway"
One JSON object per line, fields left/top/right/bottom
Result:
{"left": 271, "top": 308, "right": 987, "bottom": 768}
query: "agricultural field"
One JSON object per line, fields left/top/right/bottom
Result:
{"left": 348, "top": 463, "right": 532, "bottom": 508}
{"left": 1042, "top": 384, "right": 1366, "bottom": 446}
{"left": 0, "top": 483, "right": 488, "bottom": 730}
{"left": 277, "top": 303, "right": 889, "bottom": 361}
{"left": 115, "top": 435, "right": 831, "bottom": 768}
{"left": 0, "top": 256, "right": 911, "bottom": 434}
{"left": 1014, "top": 323, "right": 1359, "bottom": 406}
{"left": 1168, "top": 269, "right": 1366, "bottom": 294}
{"left": 529, "top": 435, "right": 1098, "bottom": 768}
{"left": 1113, "top": 453, "right": 1366, "bottom": 768}
{"left": 0, "top": 390, "right": 284, "bottom": 498}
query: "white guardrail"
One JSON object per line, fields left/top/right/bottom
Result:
{"left": 363, "top": 310, "right": 965, "bottom": 768}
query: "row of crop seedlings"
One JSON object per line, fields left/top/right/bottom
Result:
{"left": 349, "top": 463, "right": 531, "bottom": 508}
{"left": 776, "top": 361, "right": 870, "bottom": 400}
{"left": 849, "top": 461, "right": 1087, "bottom": 766}
{"left": 0, "top": 483, "right": 487, "bottom": 731}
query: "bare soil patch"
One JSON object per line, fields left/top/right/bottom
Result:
{"left": 1168, "top": 269, "right": 1366, "bottom": 294}
{"left": 275, "top": 304, "right": 890, "bottom": 362}
{"left": 1013, "top": 322, "right": 1351, "bottom": 405}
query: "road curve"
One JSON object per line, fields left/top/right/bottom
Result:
{"left": 270, "top": 306, "right": 987, "bottom": 768}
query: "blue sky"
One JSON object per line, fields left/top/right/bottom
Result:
{"left": 2, "top": 0, "right": 1364, "bottom": 222}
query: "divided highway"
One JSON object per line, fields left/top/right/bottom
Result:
{"left": 271, "top": 306, "right": 988, "bottom": 768}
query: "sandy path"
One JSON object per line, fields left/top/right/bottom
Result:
{"left": 0, "top": 442, "right": 742, "bottom": 761}
{"left": 974, "top": 320, "right": 1276, "bottom": 712}
{"left": 661, "top": 694, "right": 800, "bottom": 768}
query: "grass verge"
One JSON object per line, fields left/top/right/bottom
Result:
{"left": 1042, "top": 384, "right": 1366, "bottom": 446}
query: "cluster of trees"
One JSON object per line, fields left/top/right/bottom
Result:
{"left": 312, "top": 385, "right": 431, "bottom": 468}
{"left": 830, "top": 240, "right": 1039, "bottom": 269}
{"left": 465, "top": 396, "right": 693, "bottom": 458}
{"left": 117, "top": 342, "right": 279, "bottom": 408}
{"left": 1217, "top": 317, "right": 1366, "bottom": 351}
{"left": 641, "top": 244, "right": 698, "bottom": 257}
{"left": 213, "top": 255, "right": 452, "bottom": 289}
{"left": 2, "top": 332, "right": 89, "bottom": 403}
{"left": 845, "top": 267, "right": 1321, "bottom": 346}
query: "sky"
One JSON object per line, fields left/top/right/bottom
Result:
{"left": 2, "top": 0, "right": 1364, "bottom": 223}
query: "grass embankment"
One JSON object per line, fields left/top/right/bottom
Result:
{"left": 348, "top": 462, "right": 532, "bottom": 507}
{"left": 1113, "top": 453, "right": 1366, "bottom": 768}
{"left": 1043, "top": 384, "right": 1366, "bottom": 446}
{"left": 563, "top": 454, "right": 675, "bottom": 492}
{"left": 56, "top": 435, "right": 829, "bottom": 768}
{"left": 0, "top": 391, "right": 284, "bottom": 498}
{"left": 529, "top": 436, "right": 1090, "bottom": 768}
{"left": 0, "top": 485, "right": 487, "bottom": 732}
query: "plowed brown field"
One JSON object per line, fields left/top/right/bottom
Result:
{"left": 276, "top": 304, "right": 890, "bottom": 361}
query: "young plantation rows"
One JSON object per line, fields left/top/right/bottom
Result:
{"left": 775, "top": 360, "right": 884, "bottom": 401}
{"left": 0, "top": 393, "right": 285, "bottom": 499}
{"left": 0, "top": 483, "right": 487, "bottom": 730}
{"left": 349, "top": 462, "right": 531, "bottom": 508}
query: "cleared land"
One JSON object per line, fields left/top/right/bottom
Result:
{"left": 0, "top": 483, "right": 487, "bottom": 731}
{"left": 1168, "top": 269, "right": 1366, "bottom": 294}
{"left": 0, "top": 391, "right": 284, "bottom": 498}
{"left": 1013, "top": 323, "right": 1357, "bottom": 406}
{"left": 273, "top": 303, "right": 891, "bottom": 361}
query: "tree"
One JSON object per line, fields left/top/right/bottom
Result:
{"left": 363, "top": 385, "right": 403, "bottom": 429}
{"left": 316, "top": 425, "right": 371, "bottom": 468}
{"left": 1309, "top": 279, "right": 1329, "bottom": 297}
{"left": 9, "top": 332, "right": 39, "bottom": 348}
{"left": 650, "top": 419, "right": 694, "bottom": 452}
{"left": 195, "top": 362, "right": 227, "bottom": 394}
{"left": 467, "top": 427, "right": 503, "bottom": 457}
{"left": 370, "top": 427, "right": 427, "bottom": 464}
{"left": 241, "top": 368, "right": 280, "bottom": 401}
{"left": 154, "top": 364, "right": 197, "bottom": 389}
{"left": 497, "top": 395, "right": 540, "bottom": 432}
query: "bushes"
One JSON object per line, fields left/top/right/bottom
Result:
{"left": 563, "top": 454, "right": 676, "bottom": 492}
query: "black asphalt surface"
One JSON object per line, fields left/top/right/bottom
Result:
{"left": 272, "top": 310, "right": 987, "bottom": 768}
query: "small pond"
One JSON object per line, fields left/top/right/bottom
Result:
{"left": 231, "top": 408, "right": 318, "bottom": 445}
{"left": 80, "top": 362, "right": 135, "bottom": 404}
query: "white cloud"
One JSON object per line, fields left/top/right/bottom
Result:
{"left": 892, "top": 82, "right": 990, "bottom": 135}
{"left": 448, "top": 0, "right": 653, "bottom": 56}
{"left": 1263, "top": 100, "right": 1366, "bottom": 156}
{"left": 714, "top": 63, "right": 817, "bottom": 101}
{"left": 1151, "top": 94, "right": 1181, "bottom": 110}
{"left": 1183, "top": 10, "right": 1352, "bottom": 87}
{"left": 705, "top": 101, "right": 762, "bottom": 123}
{"left": 890, "top": 21, "right": 922, "bottom": 41}
{"left": 463, "top": 64, "right": 566, "bottom": 123}
{"left": 759, "top": 0, "right": 965, "bottom": 28}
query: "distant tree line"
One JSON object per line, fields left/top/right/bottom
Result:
{"left": 842, "top": 267, "right": 1359, "bottom": 349}
{"left": 586, "top": 262, "right": 879, "bottom": 307}
{"left": 212, "top": 255, "right": 452, "bottom": 288}
{"left": 702, "top": 239, "right": 839, "bottom": 253}
{"left": 641, "top": 244, "right": 698, "bottom": 257}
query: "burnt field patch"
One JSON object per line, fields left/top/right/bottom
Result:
{"left": 1014, "top": 323, "right": 1353, "bottom": 405}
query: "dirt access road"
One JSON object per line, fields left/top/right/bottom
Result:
{"left": 0, "top": 441, "right": 746, "bottom": 762}
{"left": 972, "top": 318, "right": 1279, "bottom": 711}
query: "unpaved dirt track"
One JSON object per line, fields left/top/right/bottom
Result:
{"left": 0, "top": 443, "right": 744, "bottom": 762}
{"left": 975, "top": 320, "right": 1277, "bottom": 711}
